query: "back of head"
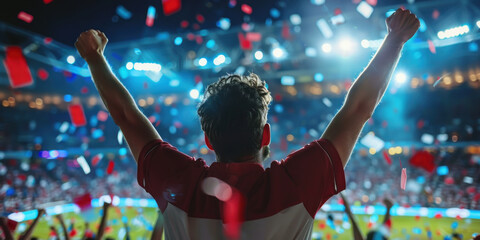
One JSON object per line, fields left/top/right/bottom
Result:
{"left": 198, "top": 73, "right": 271, "bottom": 162}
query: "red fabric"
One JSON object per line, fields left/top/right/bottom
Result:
{"left": 137, "top": 139, "right": 345, "bottom": 219}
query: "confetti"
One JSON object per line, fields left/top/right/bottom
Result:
{"left": 74, "top": 193, "right": 92, "bottom": 212}
{"left": 409, "top": 150, "right": 435, "bottom": 172}
{"left": 241, "top": 4, "right": 252, "bottom": 15}
{"left": 43, "top": 0, "right": 53, "bottom": 4}
{"left": 196, "top": 14, "right": 205, "bottom": 23}
{"left": 37, "top": 68, "right": 49, "bottom": 80}
{"left": 180, "top": 20, "right": 189, "bottom": 28}
{"left": 237, "top": 33, "right": 252, "bottom": 50}
{"left": 360, "top": 132, "right": 385, "bottom": 151}
{"left": 383, "top": 150, "right": 392, "bottom": 165}
{"left": 91, "top": 154, "right": 103, "bottom": 166}
{"left": 162, "top": 0, "right": 181, "bottom": 16}
{"left": 145, "top": 6, "right": 156, "bottom": 27}
{"left": 316, "top": 19, "right": 333, "bottom": 39}
{"left": 433, "top": 74, "right": 449, "bottom": 87}
{"left": 116, "top": 5, "right": 132, "bottom": 20}
{"left": 357, "top": 1, "right": 374, "bottom": 19}
{"left": 282, "top": 22, "right": 292, "bottom": 40}
{"left": 76, "top": 156, "right": 91, "bottom": 174}
{"left": 366, "top": 0, "right": 377, "bottom": 6}
{"left": 117, "top": 130, "right": 124, "bottom": 145}
{"left": 427, "top": 40, "right": 436, "bottom": 54}
{"left": 68, "top": 104, "right": 87, "bottom": 127}
{"left": 106, "top": 160, "right": 115, "bottom": 174}
{"left": 3, "top": 46, "right": 33, "bottom": 88}
{"left": 246, "top": 32, "right": 262, "bottom": 42}
{"left": 17, "top": 11, "right": 33, "bottom": 23}
{"left": 216, "top": 18, "right": 231, "bottom": 30}
{"left": 97, "top": 110, "right": 108, "bottom": 122}
{"left": 401, "top": 168, "right": 407, "bottom": 190}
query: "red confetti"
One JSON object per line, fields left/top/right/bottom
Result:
{"left": 195, "top": 35, "right": 203, "bottom": 44}
{"left": 68, "top": 104, "right": 87, "bottom": 127}
{"left": 194, "top": 75, "right": 202, "bottom": 84}
{"left": 319, "top": 222, "right": 326, "bottom": 229}
{"left": 17, "top": 11, "right": 33, "bottom": 23}
{"left": 37, "top": 68, "right": 49, "bottom": 80}
{"left": 434, "top": 213, "right": 442, "bottom": 219}
{"left": 162, "top": 0, "right": 182, "bottom": 16}
{"left": 334, "top": 8, "right": 342, "bottom": 16}
{"left": 43, "top": 0, "right": 53, "bottom": 4}
{"left": 241, "top": 4, "right": 252, "bottom": 15}
{"left": 91, "top": 154, "right": 102, "bottom": 166}
{"left": 282, "top": 22, "right": 292, "bottom": 40}
{"left": 229, "top": 0, "right": 236, "bottom": 7}
{"left": 401, "top": 168, "right": 407, "bottom": 190}
{"left": 97, "top": 111, "right": 108, "bottom": 122}
{"left": 383, "top": 151, "right": 392, "bottom": 165}
{"left": 3, "top": 46, "right": 34, "bottom": 88}
{"left": 444, "top": 176, "right": 454, "bottom": 185}
{"left": 427, "top": 40, "right": 436, "bottom": 54}
{"left": 192, "top": 23, "right": 200, "bottom": 30}
{"left": 74, "top": 193, "right": 92, "bottom": 211}
{"left": 81, "top": 86, "right": 89, "bottom": 94}
{"left": 409, "top": 150, "right": 435, "bottom": 173}
{"left": 237, "top": 33, "right": 252, "bottom": 50}
{"left": 415, "top": 215, "right": 420, "bottom": 221}
{"left": 43, "top": 37, "right": 53, "bottom": 44}
{"left": 148, "top": 116, "right": 156, "bottom": 123}
{"left": 366, "top": 0, "right": 377, "bottom": 6}
{"left": 196, "top": 14, "right": 205, "bottom": 23}
{"left": 241, "top": 23, "right": 252, "bottom": 32}
{"left": 223, "top": 190, "right": 245, "bottom": 239}
{"left": 432, "top": 9, "right": 440, "bottom": 20}
{"left": 246, "top": 32, "right": 262, "bottom": 42}
{"left": 180, "top": 20, "right": 189, "bottom": 28}
{"left": 187, "top": 33, "right": 195, "bottom": 41}
{"left": 106, "top": 160, "right": 115, "bottom": 174}
{"left": 417, "top": 119, "right": 425, "bottom": 129}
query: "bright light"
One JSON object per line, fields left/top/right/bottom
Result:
{"left": 67, "top": 55, "right": 75, "bottom": 64}
{"left": 254, "top": 51, "right": 264, "bottom": 60}
{"left": 289, "top": 14, "right": 302, "bottom": 25}
{"left": 189, "top": 89, "right": 200, "bottom": 99}
{"left": 281, "top": 76, "right": 295, "bottom": 86}
{"left": 126, "top": 62, "right": 133, "bottom": 70}
{"left": 213, "top": 54, "right": 226, "bottom": 66}
{"left": 437, "top": 25, "right": 470, "bottom": 39}
{"left": 133, "top": 62, "right": 161, "bottom": 72}
{"left": 477, "top": 20, "right": 480, "bottom": 29}
{"left": 361, "top": 39, "right": 370, "bottom": 48}
{"left": 198, "top": 58, "right": 207, "bottom": 67}
{"left": 174, "top": 37, "right": 183, "bottom": 45}
{"left": 395, "top": 72, "right": 407, "bottom": 85}
{"left": 339, "top": 38, "right": 355, "bottom": 53}
{"left": 272, "top": 47, "right": 285, "bottom": 59}
{"left": 169, "top": 79, "right": 180, "bottom": 87}
{"left": 321, "top": 43, "right": 332, "bottom": 53}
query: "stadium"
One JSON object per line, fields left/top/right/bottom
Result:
{"left": 1, "top": 0, "right": 480, "bottom": 239}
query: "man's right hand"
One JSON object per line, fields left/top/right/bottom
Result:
{"left": 386, "top": 8, "right": 420, "bottom": 44}
{"left": 75, "top": 29, "right": 108, "bottom": 62}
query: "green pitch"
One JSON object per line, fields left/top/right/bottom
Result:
{"left": 13, "top": 207, "right": 480, "bottom": 239}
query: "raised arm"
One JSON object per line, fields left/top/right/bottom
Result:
{"left": 0, "top": 217, "right": 14, "bottom": 240}
{"left": 75, "top": 30, "right": 161, "bottom": 161}
{"left": 322, "top": 9, "right": 419, "bottom": 167}
{"left": 96, "top": 202, "right": 111, "bottom": 240}
{"left": 340, "top": 193, "right": 363, "bottom": 240}
{"left": 19, "top": 208, "right": 46, "bottom": 240}
{"left": 55, "top": 214, "right": 70, "bottom": 240}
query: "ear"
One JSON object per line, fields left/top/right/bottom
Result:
{"left": 261, "top": 123, "right": 271, "bottom": 147}
{"left": 204, "top": 133, "right": 214, "bottom": 151}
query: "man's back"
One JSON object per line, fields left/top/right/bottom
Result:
{"left": 137, "top": 139, "right": 345, "bottom": 239}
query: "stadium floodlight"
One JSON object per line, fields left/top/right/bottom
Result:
{"left": 189, "top": 89, "right": 200, "bottom": 99}
{"left": 254, "top": 50, "right": 264, "bottom": 60}
{"left": 213, "top": 54, "right": 226, "bottom": 66}
{"left": 395, "top": 72, "right": 407, "bottom": 85}
{"left": 437, "top": 25, "right": 469, "bottom": 39}
{"left": 338, "top": 38, "right": 356, "bottom": 54}
{"left": 272, "top": 47, "right": 286, "bottom": 59}
{"left": 321, "top": 43, "right": 332, "bottom": 53}
{"left": 67, "top": 55, "right": 75, "bottom": 64}
{"left": 198, "top": 58, "right": 207, "bottom": 67}
{"left": 126, "top": 62, "right": 133, "bottom": 70}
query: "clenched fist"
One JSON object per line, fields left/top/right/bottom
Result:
{"left": 386, "top": 8, "right": 420, "bottom": 44}
{"left": 75, "top": 29, "right": 108, "bottom": 62}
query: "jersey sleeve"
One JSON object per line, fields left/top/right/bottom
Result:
{"left": 137, "top": 139, "right": 207, "bottom": 211}
{"left": 280, "top": 138, "right": 346, "bottom": 217}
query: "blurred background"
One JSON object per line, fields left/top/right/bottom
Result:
{"left": 1, "top": 0, "right": 480, "bottom": 239}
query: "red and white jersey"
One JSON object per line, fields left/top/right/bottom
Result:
{"left": 137, "top": 139, "right": 346, "bottom": 239}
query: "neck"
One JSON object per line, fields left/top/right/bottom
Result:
{"left": 217, "top": 151, "right": 263, "bottom": 164}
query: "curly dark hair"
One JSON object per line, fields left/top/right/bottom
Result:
{"left": 197, "top": 73, "right": 272, "bottom": 162}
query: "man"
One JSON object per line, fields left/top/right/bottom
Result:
{"left": 75, "top": 8, "right": 419, "bottom": 239}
